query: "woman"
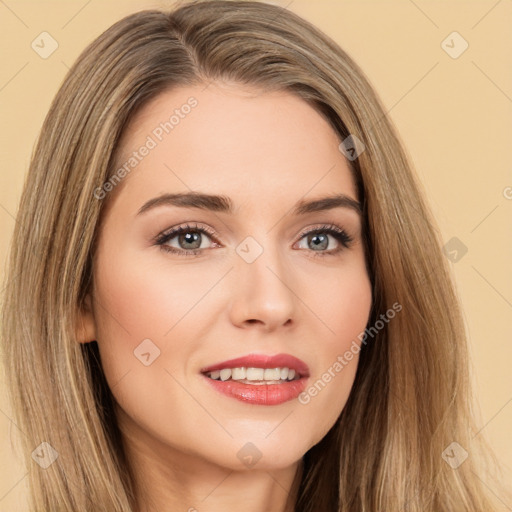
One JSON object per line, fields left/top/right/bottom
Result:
{"left": 1, "top": 1, "right": 507, "bottom": 510}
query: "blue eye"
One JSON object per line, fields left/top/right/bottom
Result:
{"left": 296, "top": 225, "right": 354, "bottom": 256}
{"left": 155, "top": 222, "right": 354, "bottom": 257}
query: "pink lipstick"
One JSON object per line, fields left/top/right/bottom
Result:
{"left": 200, "top": 353, "right": 310, "bottom": 406}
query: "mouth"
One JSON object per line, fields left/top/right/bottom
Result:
{"left": 200, "top": 353, "right": 309, "bottom": 405}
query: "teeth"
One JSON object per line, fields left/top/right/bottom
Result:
{"left": 231, "top": 367, "right": 246, "bottom": 380}
{"left": 219, "top": 368, "right": 231, "bottom": 381}
{"left": 246, "top": 367, "right": 264, "bottom": 381}
{"left": 206, "top": 366, "right": 299, "bottom": 382}
{"left": 264, "top": 368, "right": 281, "bottom": 380}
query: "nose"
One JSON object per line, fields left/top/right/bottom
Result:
{"left": 228, "top": 241, "right": 297, "bottom": 331}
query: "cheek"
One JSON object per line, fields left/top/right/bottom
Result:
{"left": 92, "top": 241, "right": 224, "bottom": 353}
{"left": 316, "top": 257, "right": 373, "bottom": 349}
{"left": 90, "top": 246, "right": 215, "bottom": 440}
{"left": 90, "top": 245, "right": 205, "bottom": 390}
{"left": 298, "top": 262, "right": 372, "bottom": 432}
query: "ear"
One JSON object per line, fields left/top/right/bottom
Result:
{"left": 76, "top": 293, "right": 97, "bottom": 344}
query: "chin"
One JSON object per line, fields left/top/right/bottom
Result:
{"left": 202, "top": 431, "right": 316, "bottom": 472}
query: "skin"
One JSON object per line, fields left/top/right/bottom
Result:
{"left": 78, "top": 81, "right": 373, "bottom": 512}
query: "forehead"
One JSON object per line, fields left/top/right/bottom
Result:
{"left": 111, "top": 82, "right": 357, "bottom": 212}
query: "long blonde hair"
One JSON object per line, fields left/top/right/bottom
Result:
{"left": 1, "top": 1, "right": 507, "bottom": 510}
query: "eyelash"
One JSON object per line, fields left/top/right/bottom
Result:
{"left": 154, "top": 222, "right": 354, "bottom": 258}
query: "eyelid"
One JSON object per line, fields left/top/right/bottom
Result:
{"left": 153, "top": 222, "right": 218, "bottom": 244}
{"left": 296, "top": 223, "right": 352, "bottom": 243}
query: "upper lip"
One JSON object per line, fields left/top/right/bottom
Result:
{"left": 200, "top": 353, "right": 310, "bottom": 378}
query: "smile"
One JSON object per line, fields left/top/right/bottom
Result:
{"left": 200, "top": 353, "right": 309, "bottom": 405}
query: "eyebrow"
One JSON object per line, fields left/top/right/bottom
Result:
{"left": 137, "top": 191, "right": 362, "bottom": 217}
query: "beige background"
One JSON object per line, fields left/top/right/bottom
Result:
{"left": 1, "top": 0, "right": 511, "bottom": 510}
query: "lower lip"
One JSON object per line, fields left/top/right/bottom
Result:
{"left": 202, "top": 375, "right": 308, "bottom": 405}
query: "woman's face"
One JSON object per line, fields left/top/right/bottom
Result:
{"left": 81, "top": 81, "right": 372, "bottom": 472}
